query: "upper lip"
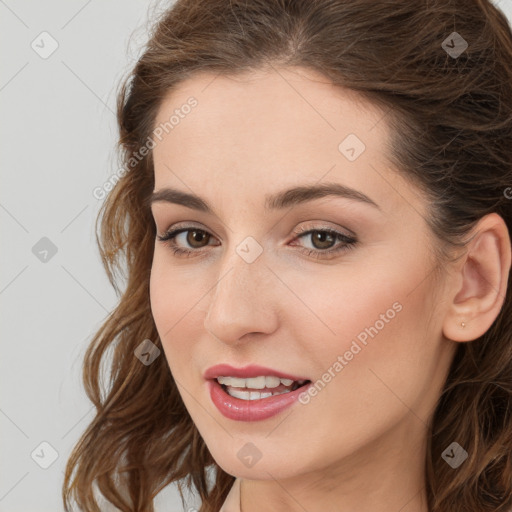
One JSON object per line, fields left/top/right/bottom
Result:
{"left": 204, "top": 364, "right": 310, "bottom": 382}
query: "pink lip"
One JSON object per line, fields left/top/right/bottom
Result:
{"left": 203, "top": 364, "right": 309, "bottom": 381}
{"left": 207, "top": 379, "right": 313, "bottom": 421}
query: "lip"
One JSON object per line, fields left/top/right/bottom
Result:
{"left": 207, "top": 378, "right": 313, "bottom": 421}
{"left": 203, "top": 364, "right": 309, "bottom": 381}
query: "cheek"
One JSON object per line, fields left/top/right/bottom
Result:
{"left": 291, "top": 246, "right": 437, "bottom": 409}
{"left": 291, "top": 260, "right": 415, "bottom": 350}
{"left": 149, "top": 253, "right": 205, "bottom": 363}
{"left": 312, "top": 238, "right": 431, "bottom": 342}
{"left": 150, "top": 249, "right": 208, "bottom": 324}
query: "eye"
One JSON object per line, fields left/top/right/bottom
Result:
{"left": 290, "top": 226, "right": 357, "bottom": 260}
{"left": 156, "top": 224, "right": 357, "bottom": 260}
{"left": 157, "top": 226, "right": 218, "bottom": 257}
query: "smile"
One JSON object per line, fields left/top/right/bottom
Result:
{"left": 207, "top": 377, "right": 312, "bottom": 421}
{"left": 217, "top": 375, "right": 309, "bottom": 400}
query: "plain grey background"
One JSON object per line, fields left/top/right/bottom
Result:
{"left": 1, "top": 1, "right": 511, "bottom": 511}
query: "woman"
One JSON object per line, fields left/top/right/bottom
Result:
{"left": 62, "top": 1, "right": 512, "bottom": 511}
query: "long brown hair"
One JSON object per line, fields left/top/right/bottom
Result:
{"left": 62, "top": 1, "right": 512, "bottom": 510}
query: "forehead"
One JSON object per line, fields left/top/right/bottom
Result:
{"left": 152, "top": 66, "right": 383, "bottom": 155}
{"left": 150, "top": 66, "right": 424, "bottom": 218}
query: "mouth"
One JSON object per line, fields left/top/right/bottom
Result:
{"left": 207, "top": 375, "right": 314, "bottom": 421}
{"left": 214, "top": 376, "right": 312, "bottom": 401}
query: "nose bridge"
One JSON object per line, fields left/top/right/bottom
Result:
{"left": 204, "top": 242, "right": 277, "bottom": 343}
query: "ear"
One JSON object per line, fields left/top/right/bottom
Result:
{"left": 442, "top": 212, "right": 511, "bottom": 343}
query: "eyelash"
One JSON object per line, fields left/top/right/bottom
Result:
{"left": 156, "top": 224, "right": 357, "bottom": 260}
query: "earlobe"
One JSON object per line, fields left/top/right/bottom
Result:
{"left": 442, "top": 213, "right": 511, "bottom": 343}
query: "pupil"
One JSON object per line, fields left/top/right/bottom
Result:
{"left": 312, "top": 231, "right": 334, "bottom": 249}
{"left": 188, "top": 230, "right": 208, "bottom": 247}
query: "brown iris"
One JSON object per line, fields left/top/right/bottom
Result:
{"left": 310, "top": 230, "right": 336, "bottom": 250}
{"left": 186, "top": 229, "right": 210, "bottom": 248}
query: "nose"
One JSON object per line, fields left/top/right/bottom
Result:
{"left": 203, "top": 248, "right": 279, "bottom": 345}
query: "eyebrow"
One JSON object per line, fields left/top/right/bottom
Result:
{"left": 147, "top": 182, "right": 381, "bottom": 213}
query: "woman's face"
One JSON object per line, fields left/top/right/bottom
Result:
{"left": 149, "top": 66, "right": 457, "bottom": 481}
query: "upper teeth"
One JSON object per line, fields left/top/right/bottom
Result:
{"left": 217, "top": 376, "right": 306, "bottom": 389}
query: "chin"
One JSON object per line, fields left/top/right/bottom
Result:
{"left": 209, "top": 446, "right": 306, "bottom": 481}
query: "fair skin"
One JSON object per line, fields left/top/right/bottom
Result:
{"left": 148, "top": 66, "right": 511, "bottom": 512}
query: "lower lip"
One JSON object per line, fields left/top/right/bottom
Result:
{"left": 207, "top": 379, "right": 313, "bottom": 422}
